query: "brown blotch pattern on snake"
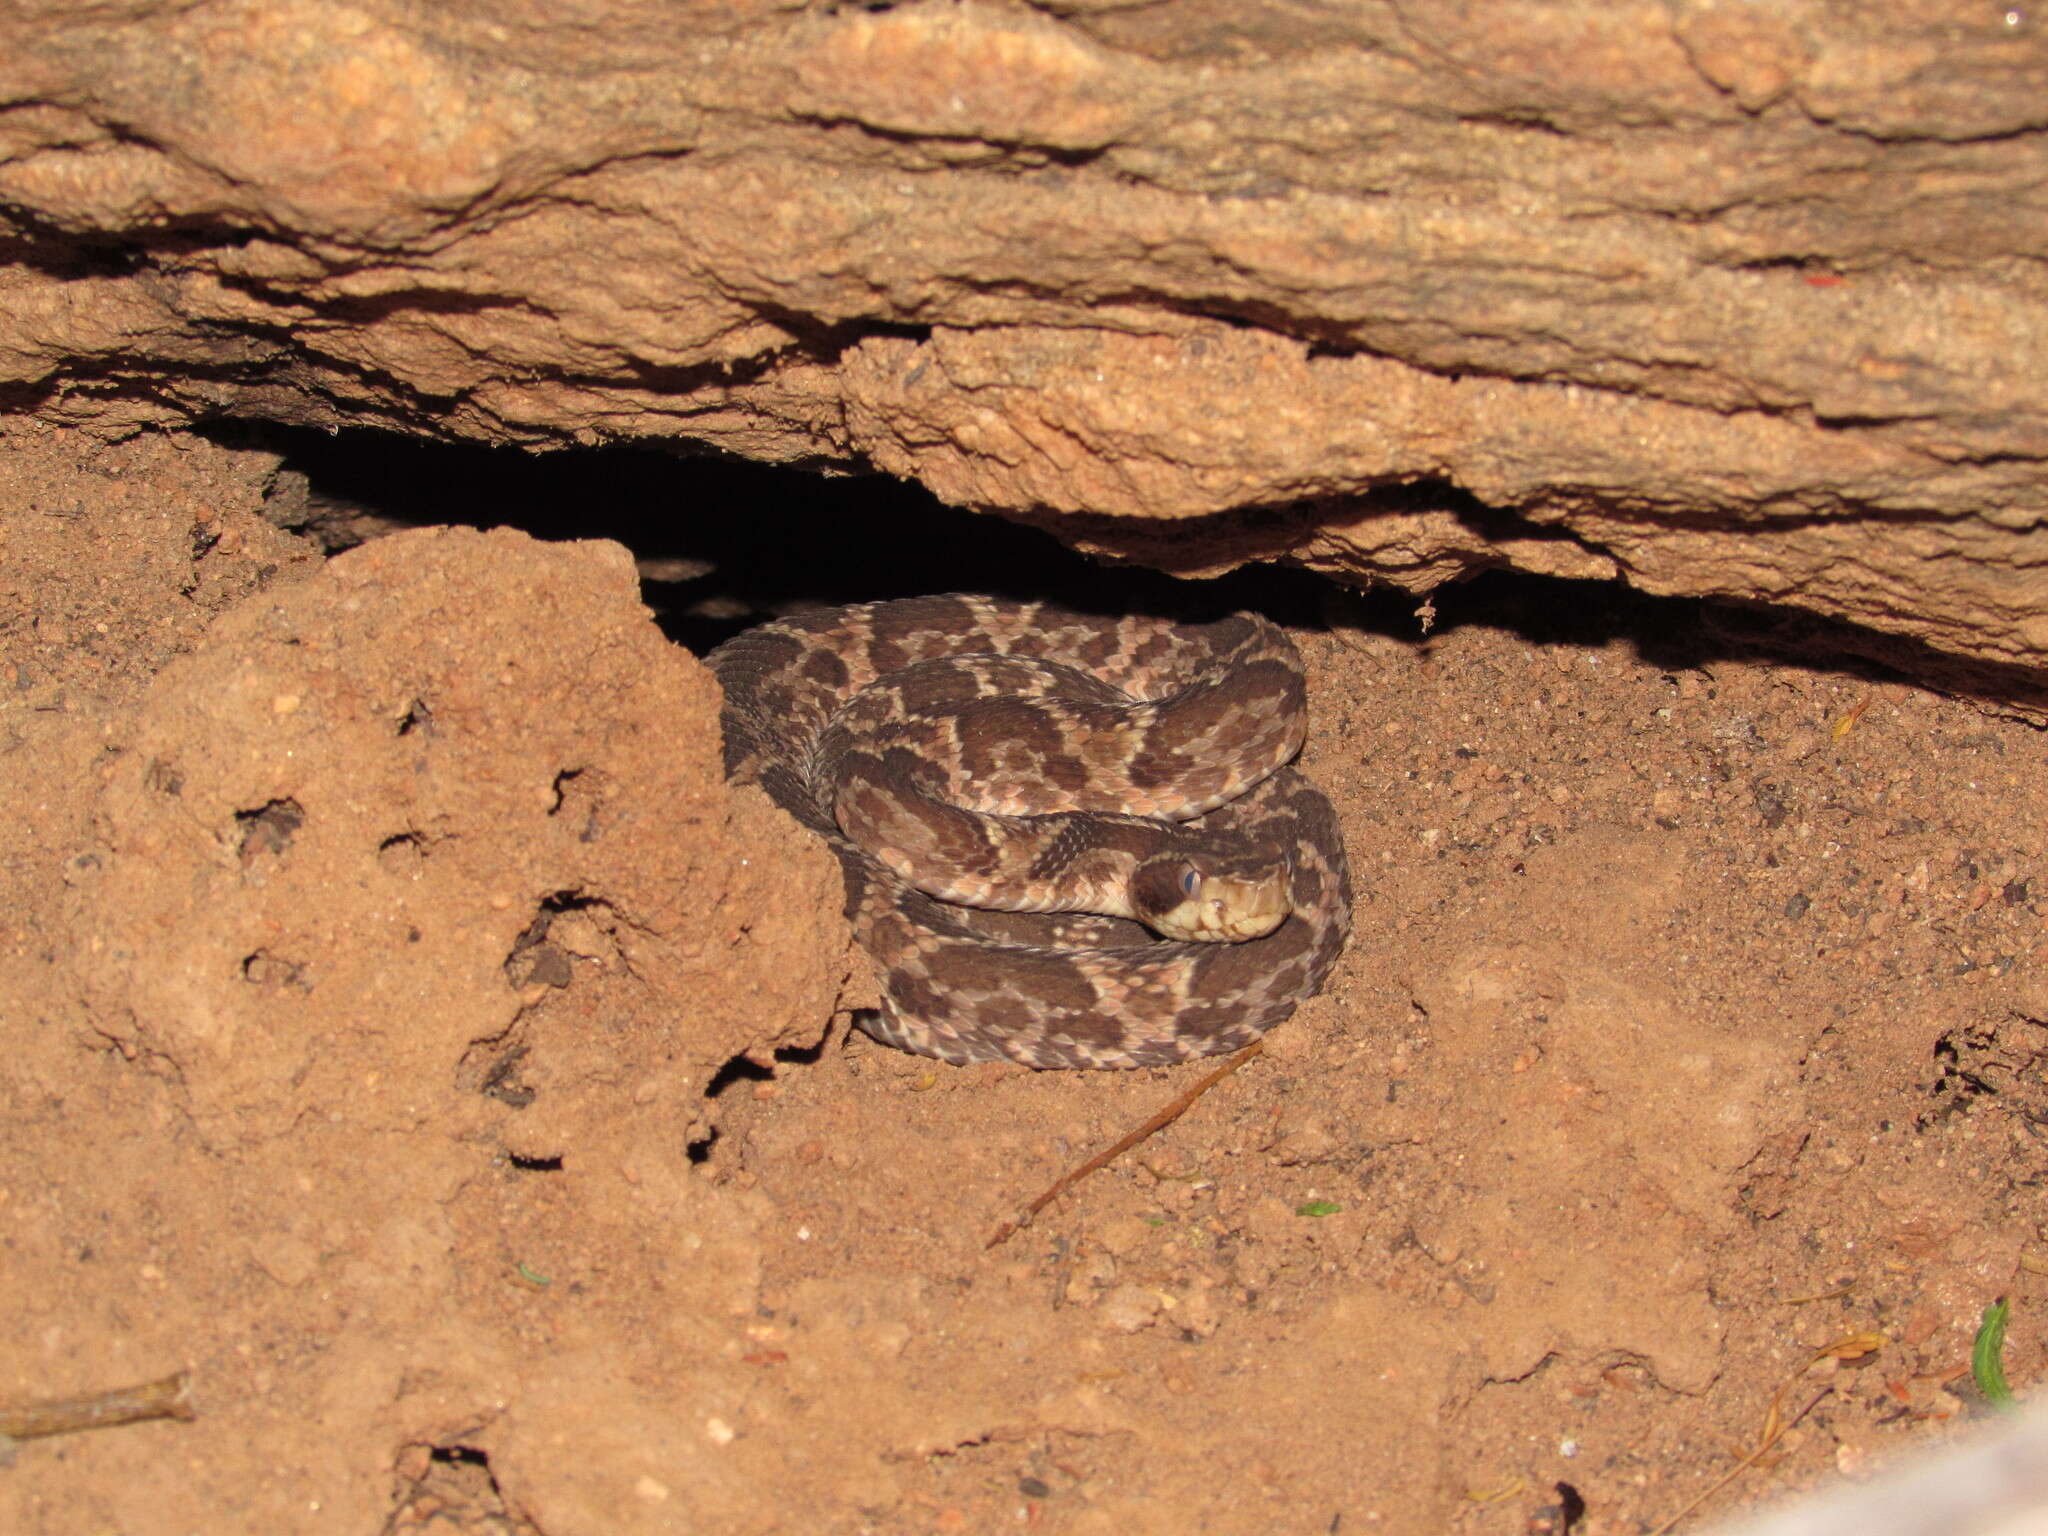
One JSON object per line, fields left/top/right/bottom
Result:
{"left": 708, "top": 595, "right": 1353, "bottom": 1069}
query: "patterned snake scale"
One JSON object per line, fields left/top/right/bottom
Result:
{"left": 707, "top": 595, "right": 1353, "bottom": 1068}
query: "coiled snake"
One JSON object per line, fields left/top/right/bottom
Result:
{"left": 708, "top": 595, "right": 1352, "bottom": 1068}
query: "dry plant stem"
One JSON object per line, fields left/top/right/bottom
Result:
{"left": 0, "top": 1371, "right": 195, "bottom": 1444}
{"left": 1648, "top": 1384, "right": 1834, "bottom": 1536}
{"left": 987, "top": 1039, "right": 1265, "bottom": 1249}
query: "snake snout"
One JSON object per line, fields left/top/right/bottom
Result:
{"left": 1149, "top": 868, "right": 1291, "bottom": 943}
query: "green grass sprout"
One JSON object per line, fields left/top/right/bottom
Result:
{"left": 1973, "top": 1297, "right": 2016, "bottom": 1410}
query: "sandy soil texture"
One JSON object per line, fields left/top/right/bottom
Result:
{"left": 1, "top": 421, "right": 2041, "bottom": 1534}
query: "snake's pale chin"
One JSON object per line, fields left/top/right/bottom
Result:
{"left": 1146, "top": 871, "right": 1292, "bottom": 944}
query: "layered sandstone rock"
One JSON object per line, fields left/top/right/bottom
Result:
{"left": 3, "top": 1, "right": 2046, "bottom": 670}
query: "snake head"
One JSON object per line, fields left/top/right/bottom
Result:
{"left": 1134, "top": 857, "right": 1291, "bottom": 943}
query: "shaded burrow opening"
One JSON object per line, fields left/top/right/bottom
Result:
{"left": 395, "top": 696, "right": 434, "bottom": 737}
{"left": 462, "top": 1038, "right": 535, "bottom": 1109}
{"left": 240, "top": 948, "right": 309, "bottom": 989}
{"left": 234, "top": 796, "right": 305, "bottom": 860}
{"left": 391, "top": 1442, "right": 535, "bottom": 1535}
{"left": 503, "top": 889, "right": 608, "bottom": 991}
{"left": 686, "top": 1038, "right": 835, "bottom": 1166}
{"left": 199, "top": 419, "right": 1974, "bottom": 698}
{"left": 376, "top": 829, "right": 429, "bottom": 876}
{"left": 703, "top": 1038, "right": 830, "bottom": 1100}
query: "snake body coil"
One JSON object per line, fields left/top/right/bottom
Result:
{"left": 708, "top": 595, "right": 1352, "bottom": 1068}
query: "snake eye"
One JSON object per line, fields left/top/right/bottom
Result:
{"left": 1179, "top": 867, "right": 1202, "bottom": 899}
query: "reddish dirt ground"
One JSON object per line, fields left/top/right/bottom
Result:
{"left": 1, "top": 420, "right": 2040, "bottom": 1534}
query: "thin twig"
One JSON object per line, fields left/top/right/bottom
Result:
{"left": 987, "top": 1039, "right": 1264, "bottom": 1249}
{"left": 1647, "top": 1383, "right": 1833, "bottom": 1536}
{"left": 0, "top": 1371, "right": 195, "bottom": 1454}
